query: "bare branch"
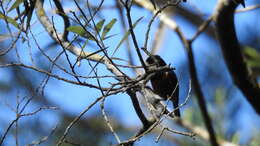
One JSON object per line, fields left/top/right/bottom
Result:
{"left": 28, "top": 125, "right": 57, "bottom": 146}
{"left": 0, "top": 63, "right": 111, "bottom": 90}
{"left": 120, "top": 0, "right": 147, "bottom": 71}
{"left": 0, "top": 103, "right": 58, "bottom": 145}
{"left": 156, "top": 126, "right": 195, "bottom": 143}
{"left": 236, "top": 4, "right": 260, "bottom": 13}
{"left": 53, "top": 0, "right": 70, "bottom": 41}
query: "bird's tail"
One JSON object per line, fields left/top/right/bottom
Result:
{"left": 174, "top": 108, "right": 181, "bottom": 117}
{"left": 173, "top": 102, "right": 181, "bottom": 117}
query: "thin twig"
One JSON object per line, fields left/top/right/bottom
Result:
{"left": 144, "top": 3, "right": 179, "bottom": 51}
{"left": 56, "top": 84, "right": 120, "bottom": 146}
{"left": 0, "top": 104, "right": 58, "bottom": 145}
{"left": 0, "top": 63, "right": 112, "bottom": 90}
{"left": 27, "top": 125, "right": 58, "bottom": 146}
{"left": 120, "top": 0, "right": 147, "bottom": 71}
{"left": 89, "top": 60, "right": 121, "bottom": 144}
{"left": 156, "top": 127, "right": 195, "bottom": 143}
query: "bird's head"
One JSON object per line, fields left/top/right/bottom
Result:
{"left": 146, "top": 55, "right": 167, "bottom": 67}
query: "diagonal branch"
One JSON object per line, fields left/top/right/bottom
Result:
{"left": 214, "top": 0, "right": 260, "bottom": 114}
{"left": 120, "top": 0, "right": 147, "bottom": 71}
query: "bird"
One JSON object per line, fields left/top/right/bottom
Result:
{"left": 146, "top": 55, "right": 180, "bottom": 117}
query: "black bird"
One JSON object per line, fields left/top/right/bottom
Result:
{"left": 146, "top": 55, "right": 180, "bottom": 117}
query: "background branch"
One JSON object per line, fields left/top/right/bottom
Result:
{"left": 214, "top": 0, "right": 260, "bottom": 114}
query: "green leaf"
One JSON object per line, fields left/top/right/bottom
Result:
{"left": 102, "top": 34, "right": 117, "bottom": 40}
{"left": 215, "top": 88, "right": 224, "bottom": 107}
{"left": 67, "top": 26, "right": 86, "bottom": 36}
{"left": 243, "top": 47, "right": 260, "bottom": 68}
{"left": 247, "top": 60, "right": 260, "bottom": 68}
{"left": 96, "top": 19, "right": 105, "bottom": 33}
{"left": 243, "top": 46, "right": 260, "bottom": 59}
{"left": 81, "top": 39, "right": 89, "bottom": 49}
{"left": 8, "top": 0, "right": 23, "bottom": 12}
{"left": 101, "top": 18, "right": 117, "bottom": 40}
{"left": 67, "top": 26, "right": 94, "bottom": 40}
{"left": 0, "top": 12, "right": 19, "bottom": 29}
{"left": 231, "top": 132, "right": 240, "bottom": 144}
{"left": 183, "top": 108, "right": 193, "bottom": 121}
{"left": 112, "top": 17, "right": 143, "bottom": 56}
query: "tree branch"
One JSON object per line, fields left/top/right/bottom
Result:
{"left": 214, "top": 0, "right": 260, "bottom": 114}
